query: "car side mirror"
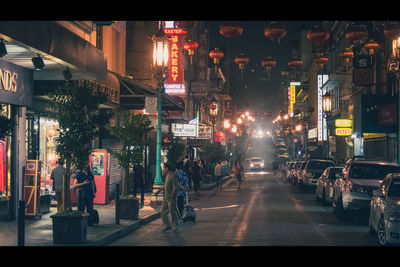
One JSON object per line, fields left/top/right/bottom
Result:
{"left": 373, "top": 190, "right": 384, "bottom": 197}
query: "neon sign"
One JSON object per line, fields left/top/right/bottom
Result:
{"left": 164, "top": 23, "right": 186, "bottom": 96}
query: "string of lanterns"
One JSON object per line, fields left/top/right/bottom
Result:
{"left": 177, "top": 21, "right": 400, "bottom": 81}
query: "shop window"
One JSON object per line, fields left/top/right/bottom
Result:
{"left": 39, "top": 117, "right": 60, "bottom": 194}
{"left": 0, "top": 104, "right": 11, "bottom": 201}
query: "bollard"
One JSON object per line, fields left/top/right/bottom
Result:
{"left": 18, "top": 200, "right": 25, "bottom": 246}
{"left": 115, "top": 183, "right": 120, "bottom": 225}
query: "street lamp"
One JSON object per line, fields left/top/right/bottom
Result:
{"left": 209, "top": 97, "right": 218, "bottom": 143}
{"left": 150, "top": 24, "right": 169, "bottom": 205}
{"left": 322, "top": 92, "right": 332, "bottom": 158}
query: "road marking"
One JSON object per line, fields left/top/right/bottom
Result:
{"left": 195, "top": 205, "right": 239, "bottom": 211}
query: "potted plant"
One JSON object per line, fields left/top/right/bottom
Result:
{"left": 107, "top": 111, "right": 153, "bottom": 220}
{"left": 47, "top": 82, "right": 111, "bottom": 242}
{"left": 50, "top": 210, "right": 88, "bottom": 244}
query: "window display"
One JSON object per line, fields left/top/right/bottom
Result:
{"left": 0, "top": 104, "right": 11, "bottom": 201}
{"left": 38, "top": 118, "right": 59, "bottom": 194}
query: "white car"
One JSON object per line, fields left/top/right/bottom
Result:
{"left": 250, "top": 157, "right": 264, "bottom": 171}
{"left": 333, "top": 158, "right": 400, "bottom": 222}
{"left": 315, "top": 167, "right": 343, "bottom": 204}
{"left": 369, "top": 173, "right": 400, "bottom": 245}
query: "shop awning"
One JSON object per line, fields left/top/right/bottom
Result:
{"left": 115, "top": 73, "right": 184, "bottom": 111}
{"left": 0, "top": 21, "right": 107, "bottom": 81}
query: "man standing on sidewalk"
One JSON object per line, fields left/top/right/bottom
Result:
{"left": 50, "top": 159, "right": 67, "bottom": 212}
{"left": 214, "top": 161, "right": 223, "bottom": 190}
{"left": 161, "top": 162, "right": 180, "bottom": 233}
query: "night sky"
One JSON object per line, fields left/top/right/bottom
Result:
{"left": 204, "top": 21, "right": 320, "bottom": 115}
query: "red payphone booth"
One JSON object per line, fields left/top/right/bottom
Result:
{"left": 24, "top": 160, "right": 41, "bottom": 219}
{"left": 89, "top": 149, "right": 110, "bottom": 204}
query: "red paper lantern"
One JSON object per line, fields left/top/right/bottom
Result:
{"left": 184, "top": 40, "right": 199, "bottom": 55}
{"left": 364, "top": 39, "right": 379, "bottom": 55}
{"left": 219, "top": 22, "right": 243, "bottom": 38}
{"left": 307, "top": 25, "right": 330, "bottom": 47}
{"left": 234, "top": 54, "right": 249, "bottom": 70}
{"left": 261, "top": 57, "right": 276, "bottom": 71}
{"left": 339, "top": 47, "right": 354, "bottom": 64}
{"left": 264, "top": 22, "right": 287, "bottom": 43}
{"left": 314, "top": 54, "right": 329, "bottom": 68}
{"left": 346, "top": 24, "right": 368, "bottom": 43}
{"left": 209, "top": 48, "right": 224, "bottom": 64}
{"left": 184, "top": 40, "right": 199, "bottom": 65}
{"left": 288, "top": 56, "right": 302, "bottom": 69}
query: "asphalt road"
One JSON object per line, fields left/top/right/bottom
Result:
{"left": 107, "top": 169, "right": 380, "bottom": 246}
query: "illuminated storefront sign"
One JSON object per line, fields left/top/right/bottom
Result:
{"left": 318, "top": 74, "right": 329, "bottom": 141}
{"left": 335, "top": 128, "right": 352, "bottom": 136}
{"left": 0, "top": 68, "right": 18, "bottom": 92}
{"left": 335, "top": 119, "right": 352, "bottom": 128}
{"left": 289, "top": 85, "right": 296, "bottom": 115}
{"left": 164, "top": 21, "right": 186, "bottom": 96}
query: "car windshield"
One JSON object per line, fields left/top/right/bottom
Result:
{"left": 388, "top": 180, "right": 400, "bottom": 197}
{"left": 329, "top": 168, "right": 343, "bottom": 179}
{"left": 307, "top": 161, "right": 335, "bottom": 170}
{"left": 251, "top": 158, "right": 263, "bottom": 162}
{"left": 349, "top": 164, "right": 400, "bottom": 180}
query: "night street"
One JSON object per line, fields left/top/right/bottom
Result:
{"left": 108, "top": 169, "right": 378, "bottom": 246}
{"left": 3, "top": 20, "right": 400, "bottom": 247}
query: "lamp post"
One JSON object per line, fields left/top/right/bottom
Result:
{"left": 150, "top": 24, "right": 169, "bottom": 205}
{"left": 209, "top": 97, "right": 218, "bottom": 144}
{"left": 322, "top": 92, "right": 332, "bottom": 158}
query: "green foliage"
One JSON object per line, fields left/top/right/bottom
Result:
{"left": 199, "top": 142, "right": 226, "bottom": 164}
{"left": 107, "top": 111, "right": 153, "bottom": 196}
{"left": 49, "top": 82, "right": 111, "bottom": 171}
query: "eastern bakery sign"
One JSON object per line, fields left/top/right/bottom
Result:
{"left": 164, "top": 21, "right": 186, "bottom": 96}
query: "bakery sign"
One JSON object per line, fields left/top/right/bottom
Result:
{"left": 0, "top": 68, "right": 18, "bottom": 93}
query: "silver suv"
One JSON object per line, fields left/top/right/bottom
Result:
{"left": 333, "top": 158, "right": 400, "bottom": 222}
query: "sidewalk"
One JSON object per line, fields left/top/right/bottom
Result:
{"left": 0, "top": 175, "right": 233, "bottom": 246}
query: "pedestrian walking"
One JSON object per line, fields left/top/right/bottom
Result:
{"left": 175, "top": 161, "right": 188, "bottom": 218}
{"left": 183, "top": 158, "right": 193, "bottom": 191}
{"left": 192, "top": 160, "right": 202, "bottom": 197}
{"left": 133, "top": 163, "right": 145, "bottom": 206}
{"left": 160, "top": 162, "right": 180, "bottom": 232}
{"left": 214, "top": 161, "right": 223, "bottom": 190}
{"left": 235, "top": 161, "right": 243, "bottom": 189}
{"left": 50, "top": 159, "right": 67, "bottom": 212}
{"left": 73, "top": 165, "right": 96, "bottom": 215}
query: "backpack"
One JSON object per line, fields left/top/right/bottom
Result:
{"left": 88, "top": 209, "right": 99, "bottom": 226}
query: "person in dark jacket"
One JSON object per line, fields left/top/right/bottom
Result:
{"left": 192, "top": 160, "right": 202, "bottom": 196}
{"left": 133, "top": 163, "right": 145, "bottom": 206}
{"left": 73, "top": 165, "right": 96, "bottom": 214}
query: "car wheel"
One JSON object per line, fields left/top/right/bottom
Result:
{"left": 377, "top": 216, "right": 387, "bottom": 246}
{"left": 314, "top": 189, "right": 321, "bottom": 202}
{"left": 368, "top": 214, "right": 375, "bottom": 235}
{"left": 336, "top": 196, "right": 354, "bottom": 222}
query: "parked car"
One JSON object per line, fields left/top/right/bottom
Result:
{"left": 291, "top": 161, "right": 305, "bottom": 185}
{"left": 285, "top": 161, "right": 296, "bottom": 183}
{"left": 315, "top": 166, "right": 343, "bottom": 204}
{"left": 249, "top": 157, "right": 264, "bottom": 171}
{"left": 298, "top": 159, "right": 335, "bottom": 192}
{"left": 333, "top": 158, "right": 400, "bottom": 222}
{"left": 368, "top": 173, "right": 400, "bottom": 245}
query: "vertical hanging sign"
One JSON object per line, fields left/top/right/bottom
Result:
{"left": 164, "top": 21, "right": 186, "bottom": 96}
{"left": 317, "top": 74, "right": 329, "bottom": 141}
